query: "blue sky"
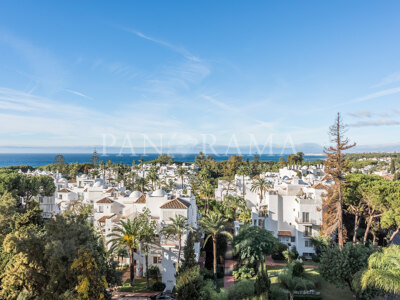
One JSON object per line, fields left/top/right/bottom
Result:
{"left": 0, "top": 1, "right": 400, "bottom": 153}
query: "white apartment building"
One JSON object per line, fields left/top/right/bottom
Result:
{"left": 216, "top": 165, "right": 328, "bottom": 257}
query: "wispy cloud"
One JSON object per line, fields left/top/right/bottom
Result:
{"left": 348, "top": 110, "right": 371, "bottom": 118}
{"left": 352, "top": 86, "right": 400, "bottom": 102}
{"left": 201, "top": 95, "right": 238, "bottom": 113}
{"left": 65, "top": 89, "right": 92, "bottom": 100}
{"left": 122, "top": 28, "right": 200, "bottom": 62}
{"left": 0, "top": 31, "right": 65, "bottom": 94}
{"left": 349, "top": 120, "right": 400, "bottom": 127}
{"left": 372, "top": 72, "right": 400, "bottom": 88}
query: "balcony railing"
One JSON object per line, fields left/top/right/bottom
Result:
{"left": 295, "top": 218, "right": 318, "bottom": 225}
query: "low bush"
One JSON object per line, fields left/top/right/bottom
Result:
{"left": 291, "top": 261, "right": 304, "bottom": 277}
{"left": 152, "top": 281, "right": 166, "bottom": 292}
{"left": 232, "top": 264, "right": 256, "bottom": 279}
{"left": 272, "top": 243, "right": 288, "bottom": 261}
{"left": 146, "top": 265, "right": 161, "bottom": 280}
{"left": 228, "top": 279, "right": 255, "bottom": 299}
{"left": 294, "top": 294, "right": 322, "bottom": 300}
{"left": 270, "top": 286, "right": 288, "bottom": 300}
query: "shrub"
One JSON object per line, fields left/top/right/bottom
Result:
{"left": 272, "top": 243, "right": 288, "bottom": 261}
{"left": 200, "top": 280, "right": 229, "bottom": 300}
{"left": 232, "top": 264, "right": 256, "bottom": 279}
{"left": 294, "top": 295, "right": 322, "bottom": 300}
{"left": 254, "top": 269, "right": 271, "bottom": 297}
{"left": 152, "top": 281, "right": 166, "bottom": 292}
{"left": 270, "top": 286, "right": 288, "bottom": 300}
{"left": 175, "top": 265, "right": 203, "bottom": 300}
{"left": 228, "top": 279, "right": 255, "bottom": 299}
{"left": 200, "top": 268, "right": 214, "bottom": 280}
{"left": 146, "top": 265, "right": 161, "bottom": 281}
{"left": 291, "top": 261, "right": 304, "bottom": 277}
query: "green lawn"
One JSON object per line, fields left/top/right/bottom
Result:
{"left": 119, "top": 278, "right": 157, "bottom": 292}
{"left": 264, "top": 265, "right": 354, "bottom": 300}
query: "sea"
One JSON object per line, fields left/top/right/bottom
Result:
{"left": 0, "top": 153, "right": 326, "bottom": 168}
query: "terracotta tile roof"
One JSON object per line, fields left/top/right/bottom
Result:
{"left": 311, "top": 183, "right": 327, "bottom": 190}
{"left": 160, "top": 198, "right": 191, "bottom": 209}
{"left": 135, "top": 194, "right": 146, "bottom": 204}
{"left": 58, "top": 188, "right": 70, "bottom": 193}
{"left": 96, "top": 197, "right": 113, "bottom": 204}
{"left": 106, "top": 187, "right": 116, "bottom": 193}
{"left": 68, "top": 179, "right": 77, "bottom": 183}
{"left": 278, "top": 231, "right": 292, "bottom": 237}
{"left": 97, "top": 215, "right": 112, "bottom": 223}
{"left": 83, "top": 188, "right": 88, "bottom": 192}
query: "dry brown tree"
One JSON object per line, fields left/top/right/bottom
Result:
{"left": 322, "top": 112, "right": 356, "bottom": 249}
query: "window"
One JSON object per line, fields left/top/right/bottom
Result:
{"left": 291, "top": 236, "right": 296, "bottom": 243}
{"left": 59, "top": 195, "right": 62, "bottom": 199}
{"left": 39, "top": 197, "right": 43, "bottom": 203}
{"left": 258, "top": 219, "right": 265, "bottom": 228}
{"left": 304, "top": 226, "right": 312, "bottom": 237}
{"left": 302, "top": 212, "right": 310, "bottom": 223}
{"left": 305, "top": 240, "right": 312, "bottom": 247}
{"left": 153, "top": 256, "right": 158, "bottom": 264}
{"left": 99, "top": 205, "right": 104, "bottom": 213}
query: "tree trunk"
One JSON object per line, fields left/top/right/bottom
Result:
{"left": 177, "top": 234, "right": 181, "bottom": 272}
{"left": 353, "top": 215, "right": 360, "bottom": 244}
{"left": 290, "top": 292, "right": 294, "bottom": 300}
{"left": 337, "top": 185, "right": 344, "bottom": 250}
{"left": 206, "top": 198, "right": 209, "bottom": 214}
{"left": 389, "top": 224, "right": 400, "bottom": 242}
{"left": 213, "top": 236, "right": 217, "bottom": 288}
{"left": 363, "top": 215, "right": 373, "bottom": 245}
{"left": 145, "top": 253, "right": 150, "bottom": 289}
{"left": 129, "top": 249, "right": 135, "bottom": 286}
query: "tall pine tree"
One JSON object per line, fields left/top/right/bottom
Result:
{"left": 323, "top": 113, "right": 356, "bottom": 249}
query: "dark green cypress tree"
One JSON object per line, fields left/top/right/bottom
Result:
{"left": 178, "top": 231, "right": 197, "bottom": 275}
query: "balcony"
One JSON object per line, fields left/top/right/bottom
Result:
{"left": 295, "top": 218, "right": 317, "bottom": 225}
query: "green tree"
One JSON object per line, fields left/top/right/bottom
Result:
{"left": 178, "top": 231, "right": 197, "bottom": 274}
{"left": 177, "top": 167, "right": 187, "bottom": 189}
{"left": 361, "top": 245, "right": 400, "bottom": 295}
{"left": 161, "top": 215, "right": 192, "bottom": 272}
{"left": 137, "top": 208, "right": 157, "bottom": 289}
{"left": 222, "top": 195, "right": 246, "bottom": 221}
{"left": 71, "top": 249, "right": 108, "bottom": 300}
{"left": 319, "top": 242, "right": 377, "bottom": 299}
{"left": 390, "top": 159, "right": 396, "bottom": 174}
{"left": 233, "top": 225, "right": 278, "bottom": 272}
{"left": 108, "top": 219, "right": 141, "bottom": 286}
{"left": 175, "top": 265, "right": 203, "bottom": 300}
{"left": 200, "top": 212, "right": 233, "bottom": 287}
{"left": 200, "top": 180, "right": 214, "bottom": 214}
{"left": 278, "top": 266, "right": 314, "bottom": 300}
{"left": 250, "top": 177, "right": 271, "bottom": 204}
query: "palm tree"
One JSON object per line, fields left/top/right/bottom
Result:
{"left": 223, "top": 195, "right": 246, "bottom": 221}
{"left": 200, "top": 181, "right": 214, "bottom": 214}
{"left": 278, "top": 267, "right": 314, "bottom": 300}
{"left": 237, "top": 165, "right": 248, "bottom": 199}
{"left": 361, "top": 245, "right": 400, "bottom": 294}
{"left": 161, "top": 215, "right": 192, "bottom": 272}
{"left": 137, "top": 209, "right": 157, "bottom": 289}
{"left": 135, "top": 177, "right": 147, "bottom": 194}
{"left": 108, "top": 219, "right": 141, "bottom": 286}
{"left": 177, "top": 167, "right": 186, "bottom": 189}
{"left": 147, "top": 167, "right": 159, "bottom": 191}
{"left": 251, "top": 177, "right": 271, "bottom": 203}
{"left": 200, "top": 212, "right": 233, "bottom": 288}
